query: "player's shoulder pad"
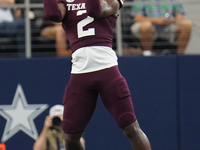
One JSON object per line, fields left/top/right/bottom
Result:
{"left": 118, "top": 0, "right": 125, "bottom": 9}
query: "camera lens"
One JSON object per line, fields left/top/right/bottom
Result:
{"left": 52, "top": 117, "right": 61, "bottom": 126}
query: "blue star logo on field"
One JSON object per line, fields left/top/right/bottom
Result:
{"left": 0, "top": 84, "right": 48, "bottom": 142}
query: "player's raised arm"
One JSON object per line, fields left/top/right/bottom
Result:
{"left": 43, "top": 0, "right": 66, "bottom": 22}
{"left": 87, "top": 0, "right": 124, "bottom": 18}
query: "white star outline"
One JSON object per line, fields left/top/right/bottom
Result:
{"left": 0, "top": 84, "right": 49, "bottom": 142}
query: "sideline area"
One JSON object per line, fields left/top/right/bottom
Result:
{"left": 0, "top": 55, "right": 199, "bottom": 150}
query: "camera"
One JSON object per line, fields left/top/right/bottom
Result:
{"left": 52, "top": 116, "right": 62, "bottom": 126}
{"left": 50, "top": 117, "right": 62, "bottom": 130}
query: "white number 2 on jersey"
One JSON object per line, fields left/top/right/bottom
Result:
{"left": 77, "top": 10, "right": 95, "bottom": 38}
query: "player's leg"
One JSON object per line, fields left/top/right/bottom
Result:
{"left": 121, "top": 120, "right": 151, "bottom": 150}
{"left": 64, "top": 132, "right": 85, "bottom": 150}
{"left": 62, "top": 73, "right": 99, "bottom": 150}
{"left": 100, "top": 66, "right": 151, "bottom": 150}
{"left": 139, "top": 21, "right": 155, "bottom": 52}
{"left": 176, "top": 19, "right": 192, "bottom": 54}
{"left": 40, "top": 24, "right": 71, "bottom": 57}
{"left": 54, "top": 23, "right": 71, "bottom": 57}
{"left": 40, "top": 25, "right": 57, "bottom": 39}
{"left": 131, "top": 21, "right": 155, "bottom": 52}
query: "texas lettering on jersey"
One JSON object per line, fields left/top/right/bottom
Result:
{"left": 66, "top": 3, "right": 86, "bottom": 11}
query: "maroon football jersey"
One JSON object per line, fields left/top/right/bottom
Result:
{"left": 58, "top": 0, "right": 118, "bottom": 52}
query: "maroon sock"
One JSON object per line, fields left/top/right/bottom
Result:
{"left": 43, "top": 0, "right": 62, "bottom": 22}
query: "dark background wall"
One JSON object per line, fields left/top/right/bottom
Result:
{"left": 0, "top": 55, "right": 199, "bottom": 150}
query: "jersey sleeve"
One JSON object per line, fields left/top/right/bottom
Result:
{"left": 57, "top": 0, "right": 66, "bottom": 5}
{"left": 86, "top": 0, "right": 101, "bottom": 18}
{"left": 57, "top": 0, "right": 64, "bottom": 3}
{"left": 43, "top": 0, "right": 63, "bottom": 22}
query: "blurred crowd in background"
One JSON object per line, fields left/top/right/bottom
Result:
{"left": 0, "top": 0, "right": 199, "bottom": 57}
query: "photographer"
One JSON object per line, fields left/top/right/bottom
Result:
{"left": 33, "top": 105, "right": 85, "bottom": 150}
